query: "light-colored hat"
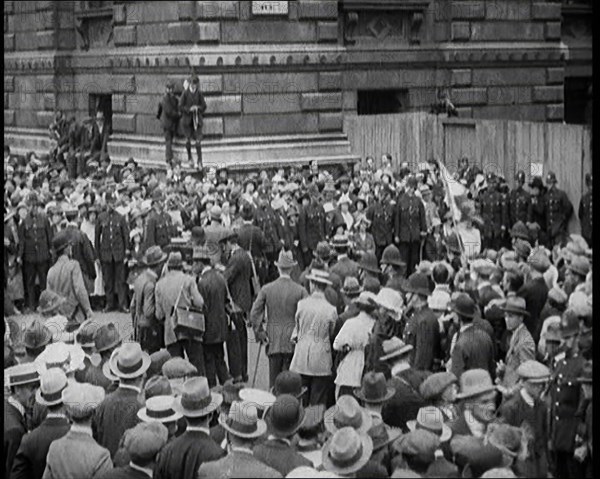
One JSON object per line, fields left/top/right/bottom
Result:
{"left": 324, "top": 395, "right": 372, "bottom": 434}
{"left": 137, "top": 395, "right": 183, "bottom": 423}
{"left": 428, "top": 289, "right": 451, "bottom": 311}
{"left": 123, "top": 422, "right": 169, "bottom": 464}
{"left": 5, "top": 363, "right": 40, "bottom": 388}
{"left": 107, "top": 342, "right": 151, "bottom": 379}
{"left": 62, "top": 383, "right": 105, "bottom": 419}
{"left": 173, "top": 377, "right": 223, "bottom": 417}
{"left": 321, "top": 427, "right": 373, "bottom": 475}
{"left": 219, "top": 400, "right": 268, "bottom": 438}
{"left": 406, "top": 406, "right": 452, "bottom": 442}
{"left": 43, "top": 315, "right": 73, "bottom": 344}
{"left": 516, "top": 360, "right": 551, "bottom": 383}
{"left": 456, "top": 369, "right": 497, "bottom": 400}
{"left": 373, "top": 287, "right": 404, "bottom": 315}
{"left": 239, "top": 387, "right": 276, "bottom": 413}
{"left": 379, "top": 337, "right": 413, "bottom": 362}
{"left": 35, "top": 342, "right": 86, "bottom": 375}
{"left": 274, "top": 249, "right": 298, "bottom": 269}
{"left": 35, "top": 368, "right": 69, "bottom": 407}
{"left": 306, "top": 269, "right": 333, "bottom": 286}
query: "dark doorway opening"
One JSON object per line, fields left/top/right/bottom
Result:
{"left": 564, "top": 77, "right": 592, "bottom": 125}
{"left": 357, "top": 89, "right": 409, "bottom": 115}
{"left": 88, "top": 93, "right": 113, "bottom": 132}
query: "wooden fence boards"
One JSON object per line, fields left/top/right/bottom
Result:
{"left": 343, "top": 112, "right": 591, "bottom": 234}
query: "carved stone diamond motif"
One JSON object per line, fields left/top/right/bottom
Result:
{"left": 368, "top": 17, "right": 392, "bottom": 39}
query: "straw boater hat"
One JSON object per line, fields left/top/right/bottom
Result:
{"left": 5, "top": 363, "right": 41, "bottom": 388}
{"left": 35, "top": 368, "right": 69, "bottom": 407}
{"left": 379, "top": 337, "right": 413, "bottom": 362}
{"left": 173, "top": 377, "right": 223, "bottom": 417}
{"left": 35, "top": 341, "right": 86, "bottom": 375}
{"left": 239, "top": 388, "right": 276, "bottom": 416}
{"left": 106, "top": 342, "right": 151, "bottom": 379}
{"left": 305, "top": 269, "right": 333, "bottom": 286}
{"left": 137, "top": 395, "right": 183, "bottom": 424}
{"left": 220, "top": 400, "right": 268, "bottom": 439}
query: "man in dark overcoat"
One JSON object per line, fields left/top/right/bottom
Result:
{"left": 178, "top": 75, "right": 207, "bottom": 169}
{"left": 578, "top": 173, "right": 592, "bottom": 246}
{"left": 143, "top": 191, "right": 176, "bottom": 253}
{"left": 157, "top": 80, "right": 180, "bottom": 165}
{"left": 367, "top": 186, "right": 395, "bottom": 261}
{"left": 297, "top": 185, "right": 327, "bottom": 269}
{"left": 509, "top": 170, "right": 531, "bottom": 227}
{"left": 394, "top": 176, "right": 426, "bottom": 276}
{"left": 545, "top": 171, "right": 573, "bottom": 248}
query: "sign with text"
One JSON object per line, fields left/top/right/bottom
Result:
{"left": 252, "top": 1, "right": 288, "bottom": 15}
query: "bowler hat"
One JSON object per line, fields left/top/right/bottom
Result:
{"left": 500, "top": 296, "right": 530, "bottom": 317}
{"left": 341, "top": 276, "right": 362, "bottom": 296}
{"left": 107, "top": 342, "right": 151, "bottom": 379}
{"left": 456, "top": 369, "right": 497, "bottom": 400}
{"left": 450, "top": 293, "right": 477, "bottom": 319}
{"left": 324, "top": 395, "right": 372, "bottom": 434}
{"left": 321, "top": 427, "right": 373, "bottom": 476}
{"left": 37, "top": 289, "right": 66, "bottom": 315}
{"left": 137, "top": 395, "right": 182, "bottom": 424}
{"left": 274, "top": 249, "right": 297, "bottom": 269}
{"left": 142, "top": 246, "right": 168, "bottom": 267}
{"left": 265, "top": 394, "right": 306, "bottom": 438}
{"left": 5, "top": 363, "right": 40, "bottom": 388}
{"left": 123, "top": 422, "right": 169, "bottom": 464}
{"left": 62, "top": 383, "right": 105, "bottom": 419}
{"left": 272, "top": 370, "right": 307, "bottom": 399}
{"left": 407, "top": 407, "right": 452, "bottom": 442}
{"left": 359, "top": 252, "right": 380, "bottom": 274}
{"left": 94, "top": 323, "right": 122, "bottom": 352}
{"left": 23, "top": 320, "right": 53, "bottom": 350}
{"left": 381, "top": 244, "right": 406, "bottom": 267}
{"left": 403, "top": 272, "right": 431, "bottom": 297}
{"left": 174, "top": 377, "right": 223, "bottom": 417}
{"left": 220, "top": 400, "right": 267, "bottom": 438}
{"left": 35, "top": 368, "right": 68, "bottom": 407}
{"left": 353, "top": 371, "right": 395, "bottom": 404}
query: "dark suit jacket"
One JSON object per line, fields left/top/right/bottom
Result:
{"left": 197, "top": 268, "right": 229, "bottom": 344}
{"left": 17, "top": 213, "right": 53, "bottom": 263}
{"left": 197, "top": 449, "right": 282, "bottom": 479}
{"left": 154, "top": 430, "right": 225, "bottom": 479}
{"left": 11, "top": 416, "right": 70, "bottom": 479}
{"left": 382, "top": 371, "right": 429, "bottom": 431}
{"left": 178, "top": 88, "right": 207, "bottom": 130}
{"left": 330, "top": 256, "right": 360, "bottom": 284}
{"left": 157, "top": 92, "right": 180, "bottom": 131}
{"left": 65, "top": 225, "right": 96, "bottom": 280}
{"left": 224, "top": 247, "right": 254, "bottom": 313}
{"left": 234, "top": 222, "right": 268, "bottom": 259}
{"left": 4, "top": 400, "right": 27, "bottom": 477}
{"left": 518, "top": 277, "right": 549, "bottom": 342}
{"left": 93, "top": 387, "right": 144, "bottom": 459}
{"left": 411, "top": 306, "right": 441, "bottom": 371}
{"left": 450, "top": 325, "right": 496, "bottom": 380}
{"left": 252, "top": 439, "right": 313, "bottom": 476}
{"left": 95, "top": 209, "right": 129, "bottom": 263}
{"left": 394, "top": 194, "right": 426, "bottom": 243}
{"left": 475, "top": 284, "right": 502, "bottom": 313}
{"left": 98, "top": 465, "right": 150, "bottom": 479}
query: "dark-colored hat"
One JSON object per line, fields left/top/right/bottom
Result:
{"left": 514, "top": 238, "right": 532, "bottom": 259}
{"left": 265, "top": 394, "right": 306, "bottom": 438}
{"left": 367, "top": 415, "right": 402, "bottom": 452}
{"left": 510, "top": 221, "right": 530, "bottom": 241}
{"left": 559, "top": 309, "right": 580, "bottom": 339}
{"left": 123, "top": 422, "right": 169, "bottom": 464}
{"left": 272, "top": 370, "right": 307, "bottom": 399}
{"left": 354, "top": 371, "right": 395, "bottom": 404}
{"left": 445, "top": 233, "right": 462, "bottom": 254}
{"left": 546, "top": 171, "right": 557, "bottom": 184}
{"left": 75, "top": 319, "right": 99, "bottom": 349}
{"left": 568, "top": 256, "right": 591, "bottom": 277}
{"left": 419, "top": 372, "right": 457, "bottom": 401}
{"left": 528, "top": 176, "right": 544, "bottom": 189}
{"left": 515, "top": 170, "right": 526, "bottom": 183}
{"left": 167, "top": 251, "right": 184, "bottom": 268}
{"left": 393, "top": 429, "right": 439, "bottom": 467}
{"left": 426, "top": 453, "right": 460, "bottom": 478}
{"left": 403, "top": 272, "right": 431, "bottom": 297}
{"left": 143, "top": 375, "right": 173, "bottom": 399}
{"left": 191, "top": 226, "right": 205, "bottom": 242}
{"left": 381, "top": 244, "right": 406, "bottom": 267}
{"left": 37, "top": 289, "right": 66, "bottom": 315}
{"left": 52, "top": 231, "right": 72, "bottom": 253}
{"left": 450, "top": 435, "right": 504, "bottom": 477}
{"left": 241, "top": 203, "right": 255, "bottom": 221}
{"left": 450, "top": 293, "right": 477, "bottom": 319}
{"left": 359, "top": 252, "right": 380, "bottom": 274}
{"left": 23, "top": 319, "right": 53, "bottom": 350}
{"left": 501, "top": 296, "right": 530, "bottom": 317}
{"left": 314, "top": 241, "right": 331, "bottom": 260}
{"left": 94, "top": 322, "right": 122, "bottom": 353}
{"left": 142, "top": 246, "right": 168, "bottom": 267}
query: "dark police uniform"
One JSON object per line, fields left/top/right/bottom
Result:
{"left": 367, "top": 199, "right": 395, "bottom": 261}
{"left": 297, "top": 200, "right": 326, "bottom": 268}
{"left": 478, "top": 186, "right": 508, "bottom": 250}
{"left": 578, "top": 190, "right": 592, "bottom": 246}
{"left": 144, "top": 210, "right": 176, "bottom": 252}
{"left": 549, "top": 352, "right": 585, "bottom": 479}
{"left": 545, "top": 186, "right": 573, "bottom": 248}
{"left": 394, "top": 193, "right": 426, "bottom": 276}
{"left": 509, "top": 185, "right": 531, "bottom": 227}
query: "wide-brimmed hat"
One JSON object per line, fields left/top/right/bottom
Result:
{"left": 500, "top": 296, "right": 530, "bottom": 317}
{"left": 367, "top": 415, "right": 402, "bottom": 452}
{"left": 381, "top": 244, "right": 405, "bottom": 267}
{"left": 265, "top": 394, "right": 306, "bottom": 438}
{"left": 137, "top": 395, "right": 183, "bottom": 423}
{"left": 380, "top": 337, "right": 413, "bottom": 362}
{"left": 272, "top": 370, "right": 307, "bottom": 399}
{"left": 324, "top": 395, "right": 373, "bottom": 434}
{"left": 321, "top": 427, "right": 373, "bottom": 475}
{"left": 358, "top": 252, "right": 380, "bottom": 274}
{"left": 142, "top": 246, "right": 168, "bottom": 267}
{"left": 353, "top": 371, "right": 395, "bottom": 404}
{"left": 274, "top": 249, "right": 297, "bottom": 269}
{"left": 419, "top": 372, "right": 457, "bottom": 401}
{"left": 94, "top": 323, "right": 122, "bottom": 352}
{"left": 402, "top": 272, "right": 431, "bottom": 297}
{"left": 373, "top": 287, "right": 404, "bottom": 315}
{"left": 107, "top": 342, "right": 151, "bottom": 379}
{"left": 341, "top": 276, "right": 362, "bottom": 296}
{"left": 23, "top": 319, "right": 53, "bottom": 350}
{"left": 5, "top": 363, "right": 41, "bottom": 388}
{"left": 306, "top": 269, "right": 333, "bottom": 286}
{"left": 173, "top": 376, "right": 223, "bottom": 417}
{"left": 352, "top": 291, "right": 378, "bottom": 308}
{"left": 37, "top": 289, "right": 66, "bottom": 315}
{"left": 219, "top": 400, "right": 268, "bottom": 438}
{"left": 35, "top": 368, "right": 68, "bottom": 407}
{"left": 456, "top": 369, "right": 497, "bottom": 400}
{"left": 450, "top": 293, "right": 477, "bottom": 319}
{"left": 407, "top": 406, "right": 452, "bottom": 442}
{"left": 239, "top": 387, "right": 276, "bottom": 415}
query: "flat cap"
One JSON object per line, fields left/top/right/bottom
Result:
{"left": 568, "top": 255, "right": 590, "bottom": 277}
{"left": 470, "top": 258, "right": 496, "bottom": 277}
{"left": 123, "top": 421, "right": 169, "bottom": 463}
{"left": 547, "top": 286, "right": 568, "bottom": 305}
{"left": 418, "top": 372, "right": 457, "bottom": 401}
{"left": 527, "top": 249, "right": 550, "bottom": 273}
{"left": 516, "top": 360, "right": 551, "bottom": 383}
{"left": 161, "top": 357, "right": 198, "bottom": 379}
{"left": 144, "top": 375, "right": 173, "bottom": 399}
{"left": 392, "top": 429, "right": 439, "bottom": 466}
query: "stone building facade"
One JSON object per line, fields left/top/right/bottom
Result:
{"left": 4, "top": 0, "right": 592, "bottom": 168}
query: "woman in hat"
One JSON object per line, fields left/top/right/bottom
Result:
{"left": 332, "top": 291, "right": 377, "bottom": 399}
{"left": 351, "top": 214, "right": 375, "bottom": 260}
{"left": 79, "top": 204, "right": 105, "bottom": 307}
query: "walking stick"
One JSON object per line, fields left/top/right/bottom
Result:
{"left": 251, "top": 342, "right": 263, "bottom": 388}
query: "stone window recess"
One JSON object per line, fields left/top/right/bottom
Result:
{"left": 75, "top": 1, "right": 115, "bottom": 51}
{"left": 340, "top": 0, "right": 429, "bottom": 46}
{"left": 357, "top": 89, "right": 409, "bottom": 116}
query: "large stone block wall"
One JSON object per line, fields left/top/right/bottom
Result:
{"left": 3, "top": 0, "right": 589, "bottom": 141}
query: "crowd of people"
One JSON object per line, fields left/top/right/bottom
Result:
{"left": 3, "top": 128, "right": 594, "bottom": 478}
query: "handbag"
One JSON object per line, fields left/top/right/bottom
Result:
{"left": 171, "top": 281, "right": 205, "bottom": 336}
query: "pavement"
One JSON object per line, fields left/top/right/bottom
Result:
{"left": 9, "top": 311, "right": 270, "bottom": 392}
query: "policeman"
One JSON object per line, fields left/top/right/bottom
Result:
{"left": 549, "top": 310, "right": 585, "bottom": 479}
{"left": 144, "top": 191, "right": 176, "bottom": 253}
{"left": 297, "top": 184, "right": 327, "bottom": 268}
{"left": 17, "top": 193, "right": 54, "bottom": 313}
{"left": 497, "top": 175, "right": 511, "bottom": 249}
{"left": 545, "top": 171, "right": 574, "bottom": 249}
{"left": 394, "top": 176, "right": 426, "bottom": 276}
{"left": 478, "top": 173, "right": 508, "bottom": 250}
{"left": 528, "top": 176, "right": 548, "bottom": 247}
{"left": 366, "top": 185, "right": 394, "bottom": 261}
{"left": 254, "top": 185, "right": 284, "bottom": 281}
{"left": 578, "top": 173, "right": 592, "bottom": 246}
{"left": 509, "top": 170, "right": 531, "bottom": 227}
